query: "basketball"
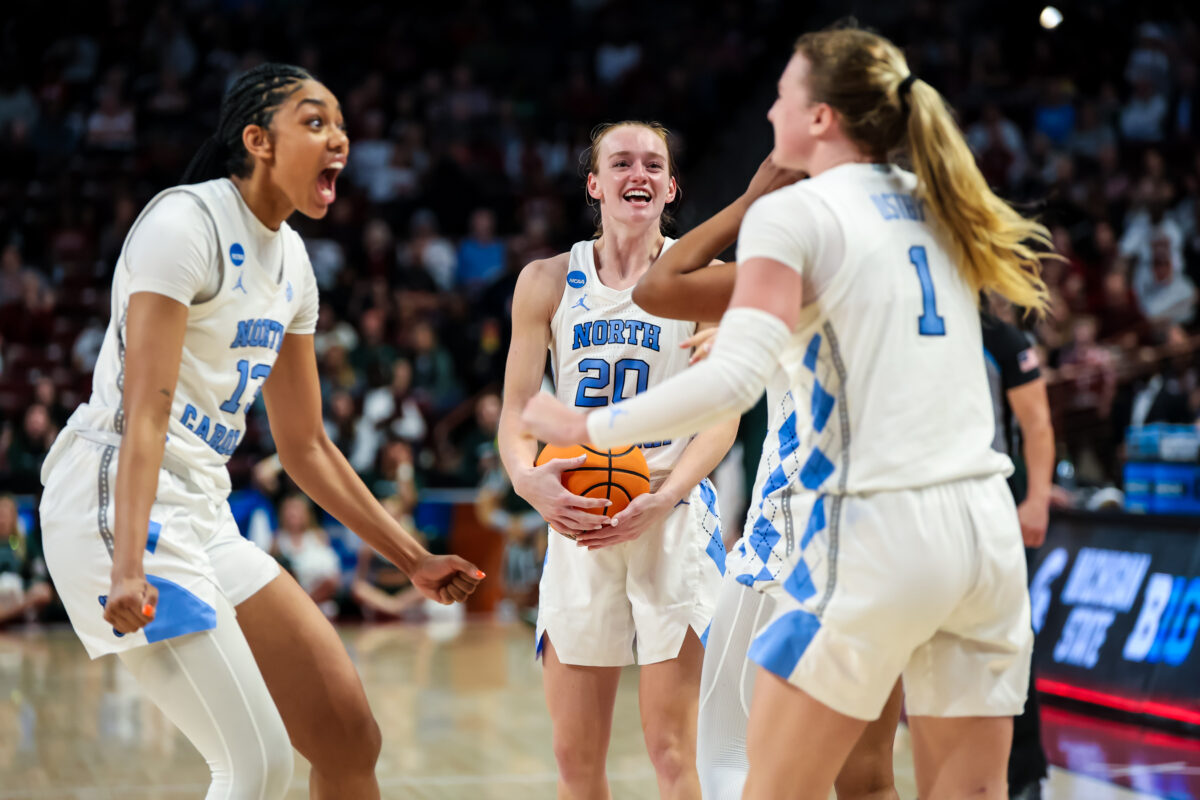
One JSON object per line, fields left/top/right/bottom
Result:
{"left": 535, "top": 443, "right": 651, "bottom": 517}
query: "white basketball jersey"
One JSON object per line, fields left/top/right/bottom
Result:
{"left": 54, "top": 179, "right": 317, "bottom": 496}
{"left": 548, "top": 239, "right": 696, "bottom": 484}
{"left": 732, "top": 163, "right": 1012, "bottom": 585}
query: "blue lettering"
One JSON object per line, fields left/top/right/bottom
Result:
{"left": 231, "top": 319, "right": 286, "bottom": 351}
{"left": 1149, "top": 576, "right": 1188, "bottom": 663}
{"left": 871, "top": 193, "right": 925, "bottom": 222}
{"left": 231, "top": 321, "right": 250, "bottom": 348}
{"left": 207, "top": 423, "right": 227, "bottom": 450}
{"left": 592, "top": 321, "right": 609, "bottom": 345}
{"left": 609, "top": 320, "right": 626, "bottom": 344}
{"left": 871, "top": 194, "right": 896, "bottom": 220}
{"left": 181, "top": 404, "right": 197, "bottom": 430}
{"left": 572, "top": 322, "right": 591, "bottom": 350}
{"left": 223, "top": 430, "right": 241, "bottom": 455}
{"left": 1163, "top": 577, "right": 1200, "bottom": 667}
{"left": 194, "top": 415, "right": 210, "bottom": 441}
{"left": 624, "top": 320, "right": 645, "bottom": 346}
{"left": 643, "top": 324, "right": 661, "bottom": 352}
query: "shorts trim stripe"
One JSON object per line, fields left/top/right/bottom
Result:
{"left": 97, "top": 444, "right": 116, "bottom": 557}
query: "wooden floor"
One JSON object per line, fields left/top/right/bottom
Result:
{"left": 0, "top": 610, "right": 1168, "bottom": 799}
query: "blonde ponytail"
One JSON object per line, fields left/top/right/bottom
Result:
{"left": 903, "top": 79, "right": 1051, "bottom": 313}
{"left": 794, "top": 26, "right": 1052, "bottom": 315}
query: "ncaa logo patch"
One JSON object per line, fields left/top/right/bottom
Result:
{"left": 567, "top": 270, "right": 586, "bottom": 289}
{"left": 229, "top": 243, "right": 246, "bottom": 266}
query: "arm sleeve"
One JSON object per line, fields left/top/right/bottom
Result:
{"left": 124, "top": 192, "right": 219, "bottom": 305}
{"left": 288, "top": 253, "right": 321, "bottom": 335}
{"left": 586, "top": 307, "right": 789, "bottom": 449}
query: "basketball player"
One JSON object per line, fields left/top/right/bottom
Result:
{"left": 497, "top": 121, "right": 737, "bottom": 799}
{"left": 634, "top": 158, "right": 905, "bottom": 800}
{"left": 522, "top": 24, "right": 1050, "bottom": 800}
{"left": 38, "top": 63, "right": 481, "bottom": 799}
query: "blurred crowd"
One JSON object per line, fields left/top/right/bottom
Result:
{"left": 1, "top": 1, "right": 1199, "bottom": 623}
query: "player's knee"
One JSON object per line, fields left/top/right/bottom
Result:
{"left": 644, "top": 724, "right": 693, "bottom": 784}
{"left": 834, "top": 748, "right": 895, "bottom": 800}
{"left": 552, "top": 732, "right": 605, "bottom": 784}
{"left": 220, "top": 724, "right": 294, "bottom": 800}
{"left": 324, "top": 706, "right": 382, "bottom": 773}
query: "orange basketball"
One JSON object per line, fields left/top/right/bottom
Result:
{"left": 535, "top": 443, "right": 650, "bottom": 517}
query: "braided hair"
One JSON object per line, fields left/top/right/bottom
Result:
{"left": 181, "top": 63, "right": 315, "bottom": 184}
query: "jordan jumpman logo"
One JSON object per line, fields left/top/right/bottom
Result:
{"left": 233, "top": 273, "right": 247, "bottom": 294}
{"left": 571, "top": 294, "right": 589, "bottom": 311}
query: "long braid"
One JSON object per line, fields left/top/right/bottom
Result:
{"left": 181, "top": 63, "right": 314, "bottom": 184}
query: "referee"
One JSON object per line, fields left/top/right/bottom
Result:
{"left": 983, "top": 309, "right": 1055, "bottom": 800}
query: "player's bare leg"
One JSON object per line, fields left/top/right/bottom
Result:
{"left": 237, "top": 571, "right": 382, "bottom": 800}
{"left": 639, "top": 629, "right": 704, "bottom": 799}
{"left": 542, "top": 635, "right": 622, "bottom": 800}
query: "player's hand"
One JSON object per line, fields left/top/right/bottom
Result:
{"left": 741, "top": 152, "right": 806, "bottom": 204}
{"left": 1017, "top": 495, "right": 1049, "bottom": 548}
{"left": 575, "top": 492, "right": 674, "bottom": 549}
{"left": 681, "top": 327, "right": 719, "bottom": 365}
{"left": 515, "top": 455, "right": 611, "bottom": 537}
{"left": 521, "top": 393, "right": 590, "bottom": 447}
{"left": 104, "top": 572, "right": 158, "bottom": 634}
{"left": 410, "top": 554, "right": 485, "bottom": 605}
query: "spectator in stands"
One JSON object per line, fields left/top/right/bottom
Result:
{"left": 360, "top": 358, "right": 427, "bottom": 453}
{"left": 1121, "top": 178, "right": 1184, "bottom": 283}
{"left": 1120, "top": 77, "right": 1169, "bottom": 144}
{"left": 348, "top": 308, "right": 397, "bottom": 385}
{"left": 409, "top": 319, "right": 462, "bottom": 416}
{"left": 0, "top": 495, "right": 52, "bottom": 626}
{"left": 966, "top": 103, "right": 1028, "bottom": 189}
{"left": 1069, "top": 102, "right": 1117, "bottom": 163}
{"left": 1056, "top": 316, "right": 1120, "bottom": 419}
{"left": 475, "top": 443, "right": 544, "bottom": 623}
{"left": 1133, "top": 236, "right": 1197, "bottom": 328}
{"left": 352, "top": 459, "right": 425, "bottom": 620}
{"left": 272, "top": 495, "right": 343, "bottom": 618}
{"left": 5, "top": 405, "right": 57, "bottom": 494}
{"left": 399, "top": 209, "right": 456, "bottom": 293}
{"left": 85, "top": 87, "right": 136, "bottom": 152}
{"left": 457, "top": 208, "right": 507, "bottom": 296}
{"left": 32, "top": 377, "right": 69, "bottom": 429}
{"left": 1033, "top": 80, "right": 1076, "bottom": 148}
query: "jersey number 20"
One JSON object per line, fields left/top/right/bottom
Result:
{"left": 909, "top": 245, "right": 946, "bottom": 337}
{"left": 575, "top": 358, "right": 649, "bottom": 407}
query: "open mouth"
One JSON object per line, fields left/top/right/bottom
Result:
{"left": 623, "top": 188, "right": 652, "bottom": 207}
{"left": 316, "top": 165, "right": 342, "bottom": 205}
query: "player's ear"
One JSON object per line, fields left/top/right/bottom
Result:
{"left": 586, "top": 172, "right": 602, "bottom": 201}
{"left": 242, "top": 124, "right": 273, "bottom": 165}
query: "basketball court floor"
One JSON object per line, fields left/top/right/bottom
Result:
{"left": 1, "top": 611, "right": 1193, "bottom": 799}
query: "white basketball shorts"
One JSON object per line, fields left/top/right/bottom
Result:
{"left": 39, "top": 433, "right": 280, "bottom": 659}
{"left": 536, "top": 478, "right": 726, "bottom": 667}
{"left": 746, "top": 473, "right": 1032, "bottom": 720}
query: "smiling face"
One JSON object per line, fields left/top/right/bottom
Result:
{"left": 248, "top": 79, "right": 349, "bottom": 219}
{"left": 586, "top": 124, "right": 677, "bottom": 230}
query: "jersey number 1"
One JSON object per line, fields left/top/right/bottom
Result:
{"left": 909, "top": 245, "right": 946, "bottom": 337}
